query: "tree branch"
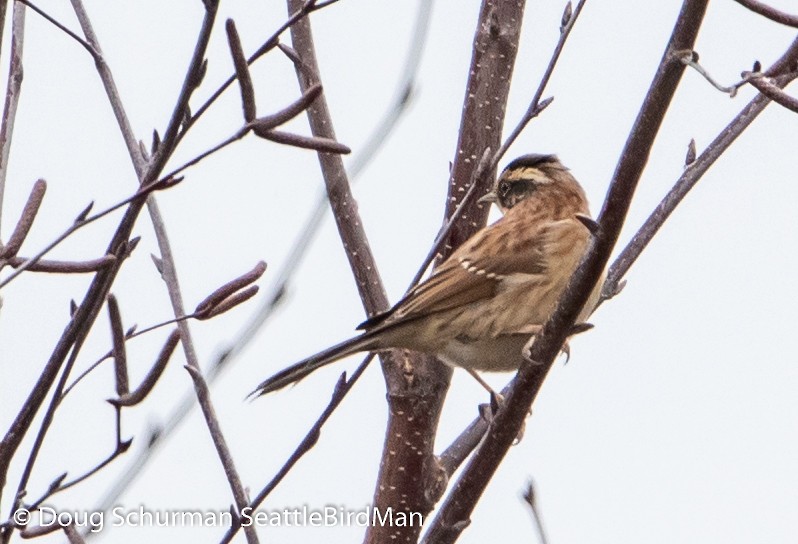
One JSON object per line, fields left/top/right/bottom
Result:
{"left": 423, "top": 2, "right": 709, "bottom": 542}
{"left": 732, "top": 0, "right": 798, "bottom": 27}
{"left": 603, "top": 38, "right": 798, "bottom": 300}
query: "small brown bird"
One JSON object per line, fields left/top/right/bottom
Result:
{"left": 251, "top": 154, "right": 601, "bottom": 397}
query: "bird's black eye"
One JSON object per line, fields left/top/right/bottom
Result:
{"left": 498, "top": 181, "right": 511, "bottom": 195}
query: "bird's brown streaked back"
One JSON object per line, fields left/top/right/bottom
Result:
{"left": 251, "top": 154, "right": 602, "bottom": 397}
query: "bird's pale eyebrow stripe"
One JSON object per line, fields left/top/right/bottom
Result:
{"left": 504, "top": 167, "right": 544, "bottom": 181}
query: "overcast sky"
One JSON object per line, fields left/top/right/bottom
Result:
{"left": 1, "top": 1, "right": 797, "bottom": 543}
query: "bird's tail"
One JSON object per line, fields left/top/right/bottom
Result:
{"left": 248, "top": 333, "right": 380, "bottom": 399}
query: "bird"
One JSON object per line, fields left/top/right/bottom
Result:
{"left": 251, "top": 153, "right": 602, "bottom": 398}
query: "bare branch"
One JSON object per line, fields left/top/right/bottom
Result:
{"left": 107, "top": 295, "right": 129, "bottom": 396}
{"left": 0, "top": 4, "right": 26, "bottom": 233}
{"left": 225, "top": 19, "right": 257, "bottom": 122}
{"left": 176, "top": 0, "right": 341, "bottom": 149}
{"left": 746, "top": 72, "right": 798, "bottom": 113}
{"left": 85, "top": 3, "right": 434, "bottom": 517}
{"left": 253, "top": 128, "right": 351, "bottom": 154}
{"left": 5, "top": 255, "right": 116, "bottom": 274}
{"left": 247, "top": 82, "right": 322, "bottom": 131}
{"left": 16, "top": 0, "right": 98, "bottom": 58}
{"left": 160, "top": 127, "right": 249, "bottom": 183}
{"left": 194, "top": 261, "right": 267, "bottom": 316}
{"left": 602, "top": 41, "right": 798, "bottom": 300}
{"left": 69, "top": 0, "right": 147, "bottom": 176}
{"left": 0, "top": 177, "right": 176, "bottom": 289}
{"left": 424, "top": 2, "right": 709, "bottom": 541}
{"left": 0, "top": 179, "right": 46, "bottom": 259}
{"left": 522, "top": 481, "right": 550, "bottom": 544}
{"left": 732, "top": 0, "right": 798, "bottom": 27}
{"left": 220, "top": 354, "right": 374, "bottom": 544}
{"left": 486, "top": 0, "right": 587, "bottom": 176}
{"left": 110, "top": 330, "right": 180, "bottom": 408}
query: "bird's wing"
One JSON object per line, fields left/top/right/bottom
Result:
{"left": 360, "top": 215, "right": 552, "bottom": 330}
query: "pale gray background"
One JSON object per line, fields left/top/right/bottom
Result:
{"left": 1, "top": 1, "right": 796, "bottom": 542}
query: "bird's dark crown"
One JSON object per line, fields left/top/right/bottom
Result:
{"left": 503, "top": 153, "right": 560, "bottom": 172}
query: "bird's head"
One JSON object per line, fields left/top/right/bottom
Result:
{"left": 479, "top": 154, "right": 589, "bottom": 217}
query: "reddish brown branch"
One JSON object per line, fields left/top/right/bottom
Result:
{"left": 746, "top": 73, "right": 798, "bottom": 113}
{"left": 194, "top": 261, "right": 266, "bottom": 316}
{"left": 732, "top": 0, "right": 798, "bottom": 27}
{"left": 248, "top": 82, "right": 321, "bottom": 130}
{"left": 225, "top": 19, "right": 257, "bottom": 122}
{"left": 423, "top": 2, "right": 709, "bottom": 542}
{"left": 110, "top": 330, "right": 180, "bottom": 408}
{"left": 252, "top": 128, "right": 350, "bottom": 153}
{"left": 367, "top": 1, "right": 530, "bottom": 542}
{"left": 107, "top": 295, "right": 129, "bottom": 396}
{"left": 603, "top": 39, "right": 798, "bottom": 299}
{"left": 5, "top": 255, "right": 115, "bottom": 273}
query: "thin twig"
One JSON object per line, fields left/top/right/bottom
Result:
{"left": 174, "top": 0, "right": 341, "bottom": 151}
{"left": 16, "top": 0, "right": 98, "bottom": 59}
{"left": 732, "top": 0, "right": 798, "bottom": 27}
{"left": 160, "top": 128, "right": 248, "bottom": 181}
{"left": 4, "top": 255, "right": 116, "bottom": 273}
{"left": 0, "top": 179, "right": 46, "bottom": 260}
{"left": 486, "top": 0, "right": 588, "bottom": 177}
{"left": 25, "top": 430, "right": 132, "bottom": 506}
{"left": 522, "top": 481, "right": 550, "bottom": 544}
{"left": 144, "top": 193, "right": 258, "bottom": 544}
{"left": 6, "top": 241, "right": 133, "bottom": 538}
{"left": 146, "top": 1, "right": 219, "bottom": 177}
{"left": 0, "top": 0, "right": 200, "bottom": 520}
{"left": 678, "top": 50, "right": 740, "bottom": 94}
{"left": 59, "top": 3, "right": 259, "bottom": 543}
{"left": 219, "top": 354, "right": 374, "bottom": 544}
{"left": 0, "top": 177, "right": 176, "bottom": 289}
{"left": 69, "top": 0, "right": 146, "bottom": 176}
{"left": 0, "top": 3, "right": 26, "bottom": 235}
{"left": 602, "top": 43, "right": 798, "bottom": 301}
{"left": 746, "top": 72, "right": 798, "bottom": 113}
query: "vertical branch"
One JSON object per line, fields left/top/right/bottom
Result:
{"left": 283, "top": 3, "right": 450, "bottom": 544}
{"left": 423, "top": 1, "right": 709, "bottom": 542}
{"left": 285, "top": 4, "right": 390, "bottom": 315}
{"left": 0, "top": 3, "right": 26, "bottom": 233}
{"left": 443, "top": 0, "right": 526, "bottom": 251}
{"left": 368, "top": 1, "right": 527, "bottom": 543}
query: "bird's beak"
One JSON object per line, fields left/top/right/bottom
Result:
{"left": 477, "top": 192, "right": 497, "bottom": 205}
